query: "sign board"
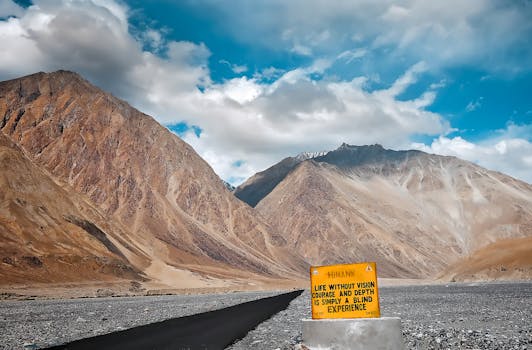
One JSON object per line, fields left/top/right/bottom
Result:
{"left": 310, "top": 262, "right": 380, "bottom": 319}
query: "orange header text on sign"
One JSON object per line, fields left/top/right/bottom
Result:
{"left": 310, "top": 262, "right": 380, "bottom": 319}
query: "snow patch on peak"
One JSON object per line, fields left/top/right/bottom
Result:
{"left": 295, "top": 151, "right": 328, "bottom": 161}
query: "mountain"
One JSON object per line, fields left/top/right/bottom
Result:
{"left": 240, "top": 144, "right": 532, "bottom": 279}
{"left": 234, "top": 151, "right": 325, "bottom": 207}
{"left": 0, "top": 132, "right": 148, "bottom": 284}
{"left": 0, "top": 71, "right": 307, "bottom": 290}
{"left": 235, "top": 157, "right": 302, "bottom": 207}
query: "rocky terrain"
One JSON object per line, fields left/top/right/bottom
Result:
{"left": 0, "top": 71, "right": 307, "bottom": 290}
{"left": 238, "top": 143, "right": 532, "bottom": 280}
{"left": 1, "top": 282, "right": 529, "bottom": 349}
{"left": 229, "top": 282, "right": 532, "bottom": 350}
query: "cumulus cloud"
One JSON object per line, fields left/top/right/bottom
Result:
{"left": 0, "top": 0, "right": 210, "bottom": 99}
{"left": 150, "top": 60, "right": 450, "bottom": 182}
{"left": 411, "top": 123, "right": 532, "bottom": 184}
{"left": 123, "top": 49, "right": 449, "bottom": 183}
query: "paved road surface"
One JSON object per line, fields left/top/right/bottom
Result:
{"left": 45, "top": 290, "right": 303, "bottom": 350}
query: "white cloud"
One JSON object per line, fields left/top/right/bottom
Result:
{"left": 219, "top": 59, "right": 248, "bottom": 74}
{"left": 231, "top": 65, "right": 247, "bottom": 74}
{"left": 254, "top": 66, "right": 285, "bottom": 81}
{"left": 142, "top": 29, "right": 164, "bottom": 52}
{"left": 466, "top": 97, "right": 483, "bottom": 112}
{"left": 411, "top": 124, "right": 532, "bottom": 184}
{"left": 384, "top": 61, "right": 428, "bottom": 97}
{"left": 283, "top": 28, "right": 332, "bottom": 57}
{"left": 429, "top": 80, "right": 446, "bottom": 90}
{"left": 337, "top": 48, "right": 367, "bottom": 63}
{"left": 290, "top": 43, "right": 312, "bottom": 56}
{"left": 0, "top": 17, "right": 45, "bottom": 75}
{"left": 206, "top": 76, "right": 263, "bottom": 105}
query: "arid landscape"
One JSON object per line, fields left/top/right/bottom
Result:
{"left": 1, "top": 1, "right": 531, "bottom": 349}
{"left": 1, "top": 71, "right": 531, "bottom": 300}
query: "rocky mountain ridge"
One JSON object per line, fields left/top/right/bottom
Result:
{"left": 239, "top": 143, "right": 532, "bottom": 280}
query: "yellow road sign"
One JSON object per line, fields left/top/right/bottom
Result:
{"left": 310, "top": 262, "right": 380, "bottom": 319}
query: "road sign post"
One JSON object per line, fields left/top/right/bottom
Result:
{"left": 302, "top": 262, "right": 404, "bottom": 350}
{"left": 310, "top": 262, "right": 380, "bottom": 319}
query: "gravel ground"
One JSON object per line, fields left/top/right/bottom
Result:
{"left": 229, "top": 282, "right": 531, "bottom": 350}
{"left": 1, "top": 282, "right": 530, "bottom": 350}
{"left": 0, "top": 290, "right": 284, "bottom": 349}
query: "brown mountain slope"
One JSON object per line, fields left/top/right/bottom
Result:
{"left": 235, "top": 156, "right": 302, "bottom": 207}
{"left": 234, "top": 152, "right": 327, "bottom": 207}
{"left": 441, "top": 237, "right": 532, "bottom": 282}
{"left": 0, "top": 71, "right": 307, "bottom": 287}
{"left": 254, "top": 144, "right": 532, "bottom": 279}
{"left": 0, "top": 133, "right": 146, "bottom": 284}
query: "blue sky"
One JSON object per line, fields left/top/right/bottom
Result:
{"left": 1, "top": 0, "right": 531, "bottom": 184}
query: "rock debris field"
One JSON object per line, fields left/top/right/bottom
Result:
{"left": 1, "top": 282, "right": 530, "bottom": 350}
{"left": 230, "top": 282, "right": 531, "bottom": 350}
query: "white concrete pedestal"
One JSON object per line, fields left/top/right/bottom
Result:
{"left": 302, "top": 317, "right": 404, "bottom": 350}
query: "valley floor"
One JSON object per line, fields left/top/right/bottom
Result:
{"left": 0, "top": 281, "right": 530, "bottom": 349}
{"left": 229, "top": 281, "right": 532, "bottom": 349}
{"left": 0, "top": 290, "right": 285, "bottom": 349}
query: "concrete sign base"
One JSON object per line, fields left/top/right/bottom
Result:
{"left": 302, "top": 317, "right": 404, "bottom": 350}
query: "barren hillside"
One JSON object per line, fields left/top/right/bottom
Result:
{"left": 0, "top": 133, "right": 146, "bottom": 284}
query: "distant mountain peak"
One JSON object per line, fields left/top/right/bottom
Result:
{"left": 314, "top": 143, "right": 423, "bottom": 170}
{"left": 236, "top": 143, "right": 434, "bottom": 208}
